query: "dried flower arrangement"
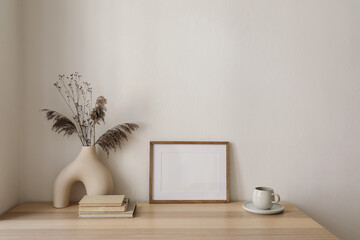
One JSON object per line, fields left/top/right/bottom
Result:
{"left": 42, "top": 72, "right": 138, "bottom": 155}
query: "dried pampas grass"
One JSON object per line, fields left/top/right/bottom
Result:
{"left": 41, "top": 109, "right": 78, "bottom": 137}
{"left": 90, "top": 96, "right": 107, "bottom": 124}
{"left": 96, "top": 123, "right": 139, "bottom": 156}
{"left": 41, "top": 73, "right": 139, "bottom": 155}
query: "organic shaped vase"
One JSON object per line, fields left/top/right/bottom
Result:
{"left": 53, "top": 146, "right": 113, "bottom": 208}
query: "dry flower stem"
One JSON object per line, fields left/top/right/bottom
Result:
{"left": 42, "top": 73, "right": 139, "bottom": 155}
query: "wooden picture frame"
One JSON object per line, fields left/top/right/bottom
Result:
{"left": 149, "top": 141, "right": 229, "bottom": 203}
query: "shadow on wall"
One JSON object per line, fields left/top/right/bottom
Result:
{"left": 229, "top": 142, "right": 244, "bottom": 201}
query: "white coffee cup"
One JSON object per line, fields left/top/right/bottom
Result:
{"left": 252, "top": 187, "right": 280, "bottom": 210}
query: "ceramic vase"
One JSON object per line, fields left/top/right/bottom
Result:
{"left": 53, "top": 146, "right": 113, "bottom": 208}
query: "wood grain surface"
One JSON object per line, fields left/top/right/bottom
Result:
{"left": 0, "top": 202, "right": 337, "bottom": 239}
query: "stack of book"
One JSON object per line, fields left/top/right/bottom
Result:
{"left": 78, "top": 195, "right": 136, "bottom": 218}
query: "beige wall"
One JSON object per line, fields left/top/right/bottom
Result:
{"left": 0, "top": 0, "right": 21, "bottom": 214}
{"left": 20, "top": 0, "right": 360, "bottom": 239}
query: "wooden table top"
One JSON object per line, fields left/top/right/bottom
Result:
{"left": 0, "top": 202, "right": 337, "bottom": 239}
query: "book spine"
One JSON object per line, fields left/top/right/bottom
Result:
{"left": 78, "top": 214, "right": 133, "bottom": 218}
{"left": 78, "top": 206, "right": 127, "bottom": 212}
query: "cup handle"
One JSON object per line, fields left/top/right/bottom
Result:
{"left": 272, "top": 193, "right": 280, "bottom": 204}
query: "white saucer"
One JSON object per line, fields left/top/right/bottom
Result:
{"left": 242, "top": 202, "right": 284, "bottom": 215}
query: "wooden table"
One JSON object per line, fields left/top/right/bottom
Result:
{"left": 0, "top": 202, "right": 337, "bottom": 239}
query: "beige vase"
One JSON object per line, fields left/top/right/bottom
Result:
{"left": 53, "top": 146, "right": 113, "bottom": 208}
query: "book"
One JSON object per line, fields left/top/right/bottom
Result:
{"left": 79, "top": 198, "right": 129, "bottom": 213}
{"left": 79, "top": 195, "right": 125, "bottom": 207}
{"left": 79, "top": 203, "right": 137, "bottom": 218}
